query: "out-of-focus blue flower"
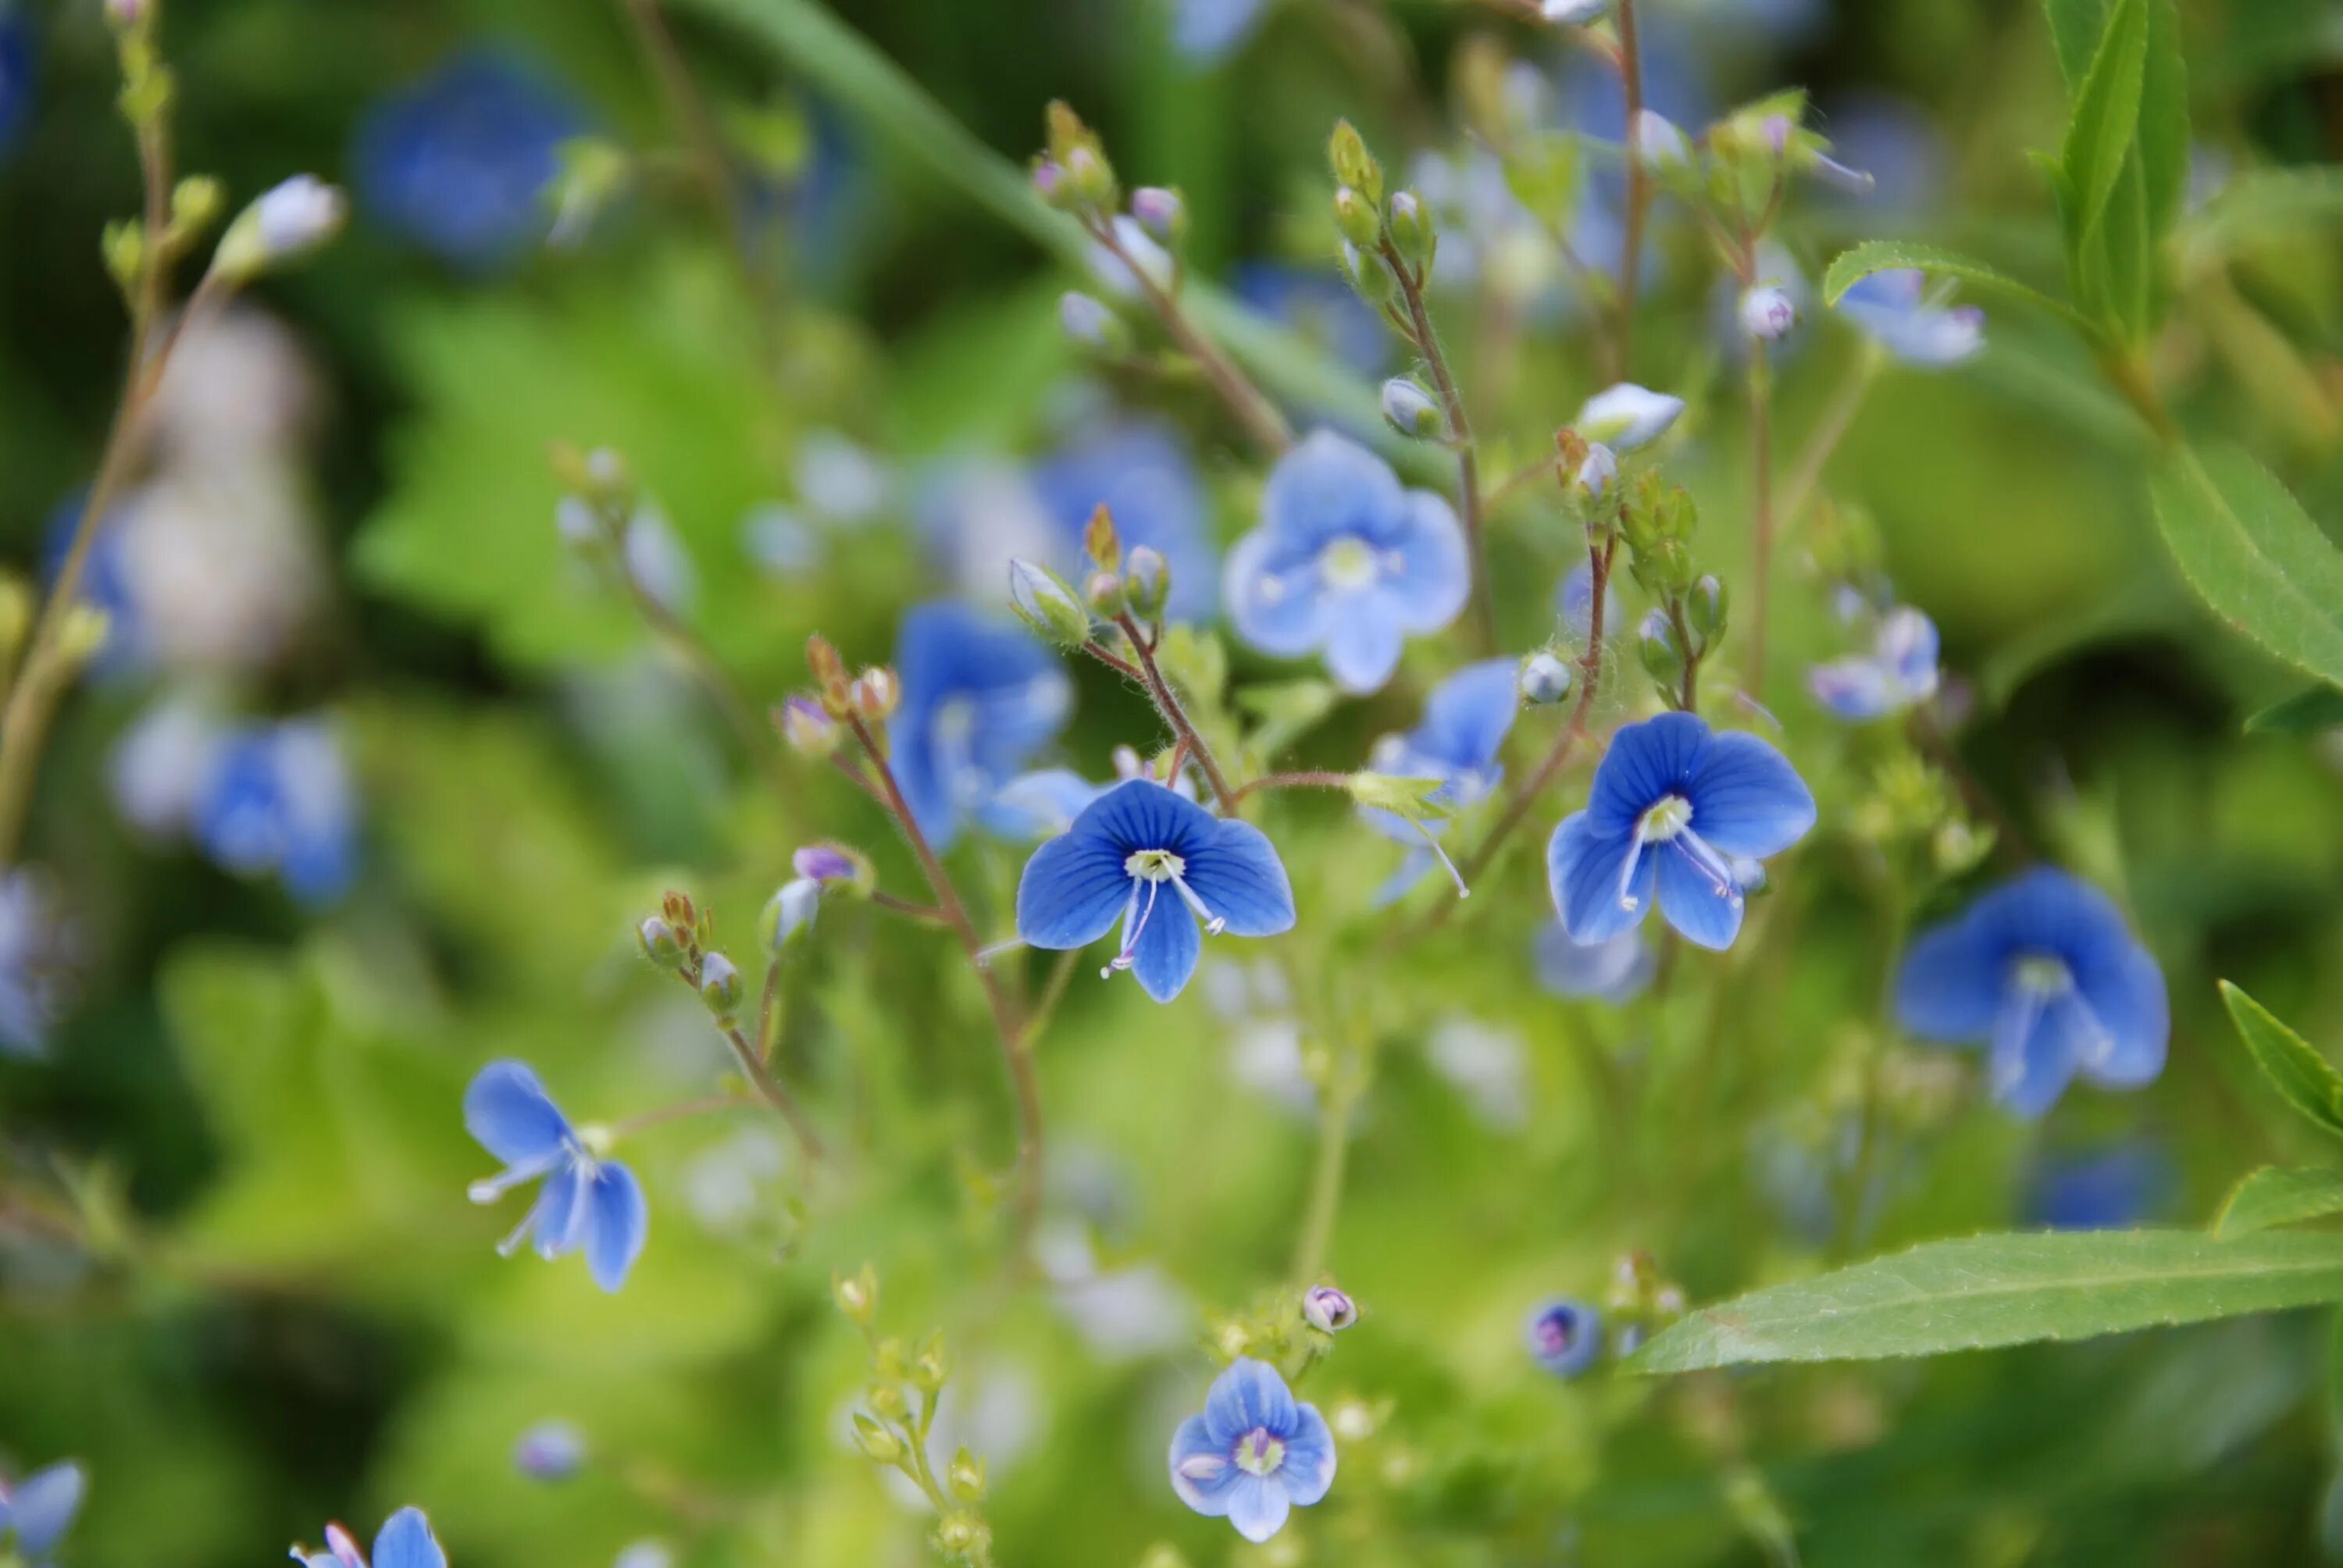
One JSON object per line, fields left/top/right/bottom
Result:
{"left": 1031, "top": 422, "right": 1217, "bottom": 622}
{"left": 1574, "top": 383, "right": 1684, "bottom": 451}
{"left": 42, "top": 492, "right": 141, "bottom": 674}
{"left": 465, "top": 1061, "right": 648, "bottom": 1293}
{"left": 1017, "top": 779, "right": 1294, "bottom": 1003}
{"left": 1522, "top": 1299, "right": 1602, "bottom": 1377}
{"left": 0, "top": 871, "right": 73, "bottom": 1059}
{"left": 1810, "top": 605, "right": 1940, "bottom": 721}
{"left": 0, "top": 5, "right": 35, "bottom": 163}
{"left": 1896, "top": 868, "right": 2168, "bottom": 1118}
{"left": 2026, "top": 1142, "right": 2174, "bottom": 1230}
{"left": 1547, "top": 713, "right": 1815, "bottom": 951}
{"left": 1534, "top": 921, "right": 1654, "bottom": 1004}
{"left": 1233, "top": 262, "right": 1389, "bottom": 377}
{"left": 1362, "top": 660, "right": 1518, "bottom": 898}
{"left": 192, "top": 718, "right": 358, "bottom": 905}
{"left": 354, "top": 53, "right": 586, "bottom": 270}
{"left": 0, "top": 1459, "right": 85, "bottom": 1563}
{"left": 612, "top": 1544, "right": 674, "bottom": 1568}
{"left": 292, "top": 1507, "right": 445, "bottom": 1568}
{"left": 514, "top": 1420, "right": 587, "bottom": 1482}
{"left": 1170, "top": 0, "right": 1267, "bottom": 62}
{"left": 1557, "top": 559, "right": 1623, "bottom": 642}
{"left": 888, "top": 603, "right": 1073, "bottom": 850}
{"left": 1225, "top": 431, "right": 1468, "bottom": 693}
{"left": 1168, "top": 1358, "right": 1336, "bottom": 1543}
{"left": 1835, "top": 269, "right": 1985, "bottom": 367}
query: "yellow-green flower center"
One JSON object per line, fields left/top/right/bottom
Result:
{"left": 1234, "top": 1427, "right": 1286, "bottom": 1477}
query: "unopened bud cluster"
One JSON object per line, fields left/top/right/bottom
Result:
{"left": 1326, "top": 120, "right": 1440, "bottom": 315}
{"left": 836, "top": 1263, "right": 994, "bottom": 1565}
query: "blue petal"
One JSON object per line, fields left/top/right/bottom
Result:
{"left": 1809, "top": 656, "right": 1897, "bottom": 720}
{"left": 1223, "top": 526, "right": 1331, "bottom": 658}
{"left": 1168, "top": 1414, "right": 1237, "bottom": 1515}
{"left": 1127, "top": 889, "right": 1203, "bottom": 1003}
{"left": 1204, "top": 1358, "right": 1299, "bottom": 1448}
{"left": 1031, "top": 421, "right": 1218, "bottom": 622}
{"left": 1882, "top": 607, "right": 1940, "bottom": 690}
{"left": 1895, "top": 916, "right": 2003, "bottom": 1042}
{"left": 2074, "top": 939, "right": 2168, "bottom": 1090}
{"left": 1261, "top": 429, "right": 1405, "bottom": 551}
{"left": 1184, "top": 819, "right": 1298, "bottom": 938}
{"left": 586, "top": 1161, "right": 649, "bottom": 1292}
{"left": 371, "top": 1508, "right": 448, "bottom": 1568}
{"left": 889, "top": 602, "right": 1072, "bottom": 849}
{"left": 1654, "top": 839, "right": 1746, "bottom": 950}
{"left": 1227, "top": 1475, "right": 1292, "bottom": 1543}
{"left": 464, "top": 1061, "right": 572, "bottom": 1166}
{"left": 1413, "top": 659, "right": 1520, "bottom": 775}
{"left": 1323, "top": 608, "right": 1404, "bottom": 693}
{"left": 1534, "top": 922, "right": 1653, "bottom": 1004}
{"left": 1172, "top": 0, "right": 1267, "bottom": 61}
{"left": 1685, "top": 731, "right": 1816, "bottom": 857}
{"left": 1378, "top": 490, "right": 1471, "bottom": 632}
{"left": 529, "top": 1161, "right": 588, "bottom": 1260}
{"left": 1547, "top": 813, "right": 1653, "bottom": 945}
{"left": 985, "top": 768, "right": 1105, "bottom": 840}
{"left": 1278, "top": 1403, "right": 1337, "bottom": 1506}
{"left": 1076, "top": 777, "right": 1218, "bottom": 857}
{"left": 1992, "top": 990, "right": 2084, "bottom": 1118}
{"left": 9, "top": 1463, "right": 84, "bottom": 1554}
{"left": 1587, "top": 713, "right": 1712, "bottom": 836}
{"left": 1015, "top": 829, "right": 1131, "bottom": 950}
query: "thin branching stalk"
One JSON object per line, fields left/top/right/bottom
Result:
{"left": 1379, "top": 237, "right": 1495, "bottom": 650}
{"left": 1109, "top": 612, "right": 1240, "bottom": 814}
{"left": 1089, "top": 220, "right": 1293, "bottom": 459}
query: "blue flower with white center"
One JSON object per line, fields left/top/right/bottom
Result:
{"left": 465, "top": 1061, "right": 648, "bottom": 1293}
{"left": 1895, "top": 868, "right": 2167, "bottom": 1118}
{"left": 192, "top": 718, "right": 358, "bottom": 905}
{"left": 1031, "top": 422, "right": 1218, "bottom": 622}
{"left": 1225, "top": 430, "right": 1470, "bottom": 694}
{"left": 1017, "top": 779, "right": 1295, "bottom": 1003}
{"left": 1809, "top": 605, "right": 1940, "bottom": 722}
{"left": 354, "top": 53, "right": 585, "bottom": 271}
{"left": 1232, "top": 262, "right": 1389, "bottom": 377}
{"left": 1534, "top": 921, "right": 1653, "bottom": 1005}
{"left": 1361, "top": 658, "right": 1519, "bottom": 897}
{"left": 1834, "top": 269, "right": 1985, "bottom": 367}
{"left": 1547, "top": 713, "right": 1816, "bottom": 952}
{"left": 1168, "top": 1358, "right": 1336, "bottom": 1543}
{"left": 1523, "top": 1299, "right": 1602, "bottom": 1377}
{"left": 1170, "top": 0, "right": 1267, "bottom": 62}
{"left": 291, "top": 1506, "right": 446, "bottom": 1568}
{"left": 889, "top": 603, "right": 1074, "bottom": 850}
{"left": 0, "top": 4, "right": 35, "bottom": 163}
{"left": 0, "top": 1459, "right": 84, "bottom": 1565}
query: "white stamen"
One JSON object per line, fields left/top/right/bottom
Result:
{"left": 1165, "top": 868, "right": 1227, "bottom": 933}
{"left": 975, "top": 936, "right": 1029, "bottom": 968}
{"left": 1106, "top": 879, "right": 1164, "bottom": 978}
{"left": 1410, "top": 819, "right": 1470, "bottom": 900}
{"left": 1614, "top": 828, "right": 1648, "bottom": 912}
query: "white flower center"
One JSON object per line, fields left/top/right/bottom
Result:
{"left": 1125, "top": 848, "right": 1185, "bottom": 882}
{"left": 1319, "top": 536, "right": 1380, "bottom": 591}
{"left": 2011, "top": 953, "right": 2074, "bottom": 996}
{"left": 1639, "top": 794, "right": 1693, "bottom": 842}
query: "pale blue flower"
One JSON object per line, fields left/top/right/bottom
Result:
{"left": 1810, "top": 605, "right": 1940, "bottom": 721}
{"left": 1171, "top": 0, "right": 1267, "bottom": 62}
{"left": 1574, "top": 383, "right": 1684, "bottom": 451}
{"left": 291, "top": 1507, "right": 445, "bottom": 1568}
{"left": 0, "top": 1460, "right": 85, "bottom": 1564}
{"left": 1363, "top": 659, "right": 1519, "bottom": 897}
{"left": 1233, "top": 262, "right": 1389, "bottom": 376}
{"left": 355, "top": 53, "right": 585, "bottom": 270}
{"left": 1835, "top": 269, "right": 1984, "bottom": 367}
{"left": 465, "top": 1061, "right": 648, "bottom": 1292}
{"left": 1534, "top": 921, "right": 1653, "bottom": 1004}
{"left": 192, "top": 718, "right": 358, "bottom": 904}
{"left": 2026, "top": 1142, "right": 2173, "bottom": 1230}
{"left": 888, "top": 604, "right": 1074, "bottom": 850}
{"left": 1168, "top": 1359, "right": 1336, "bottom": 1542}
{"left": 1523, "top": 1299, "right": 1602, "bottom": 1377}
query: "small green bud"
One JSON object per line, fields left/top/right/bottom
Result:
{"left": 868, "top": 1381, "right": 908, "bottom": 1422}
{"left": 1327, "top": 119, "right": 1384, "bottom": 205}
{"left": 697, "top": 953, "right": 743, "bottom": 1018}
{"left": 947, "top": 1447, "right": 987, "bottom": 1502}
{"left": 638, "top": 916, "right": 686, "bottom": 968}
{"left": 935, "top": 1513, "right": 987, "bottom": 1557}
{"left": 912, "top": 1331, "right": 950, "bottom": 1392}
{"left": 211, "top": 176, "right": 346, "bottom": 284}
{"left": 1083, "top": 504, "right": 1122, "bottom": 573}
{"left": 168, "top": 176, "right": 225, "bottom": 248}
{"left": 834, "top": 1263, "right": 879, "bottom": 1323}
{"left": 1008, "top": 559, "right": 1093, "bottom": 648}
{"left": 1381, "top": 377, "right": 1445, "bottom": 440}
{"left": 1129, "top": 185, "right": 1186, "bottom": 245}
{"left": 1386, "top": 189, "right": 1434, "bottom": 269}
{"left": 778, "top": 697, "right": 840, "bottom": 757}
{"left": 102, "top": 221, "right": 145, "bottom": 297}
{"left": 1637, "top": 610, "right": 1686, "bottom": 690}
{"left": 1332, "top": 185, "right": 1381, "bottom": 248}
{"left": 851, "top": 666, "right": 900, "bottom": 722}
{"left": 1064, "top": 144, "right": 1118, "bottom": 211}
{"left": 852, "top": 1412, "right": 904, "bottom": 1464}
{"left": 1085, "top": 570, "right": 1126, "bottom": 616}
{"left": 1339, "top": 241, "right": 1393, "bottom": 305}
{"left": 1685, "top": 574, "right": 1728, "bottom": 649}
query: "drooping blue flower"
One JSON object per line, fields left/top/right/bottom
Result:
{"left": 1017, "top": 779, "right": 1295, "bottom": 1003}
{"left": 1168, "top": 1358, "right": 1336, "bottom": 1543}
{"left": 888, "top": 603, "right": 1074, "bottom": 850}
{"left": 1834, "top": 269, "right": 1985, "bottom": 367}
{"left": 1170, "top": 0, "right": 1267, "bottom": 62}
{"left": 0, "top": 4, "right": 36, "bottom": 163}
{"left": 192, "top": 718, "right": 358, "bottom": 904}
{"left": 1225, "top": 430, "right": 1469, "bottom": 693}
{"left": 2025, "top": 1142, "right": 2174, "bottom": 1230}
{"left": 0, "top": 1459, "right": 85, "bottom": 1563}
{"left": 1895, "top": 868, "right": 2167, "bottom": 1118}
{"left": 1810, "top": 605, "right": 1940, "bottom": 722}
{"left": 1547, "top": 713, "right": 1816, "bottom": 951}
{"left": 354, "top": 53, "right": 586, "bottom": 270}
{"left": 1534, "top": 921, "right": 1653, "bottom": 1004}
{"left": 1362, "top": 659, "right": 1519, "bottom": 897}
{"left": 1232, "top": 262, "right": 1389, "bottom": 377}
{"left": 1522, "top": 1299, "right": 1602, "bottom": 1377}
{"left": 292, "top": 1506, "right": 447, "bottom": 1568}
{"left": 465, "top": 1061, "right": 648, "bottom": 1292}
{"left": 1030, "top": 422, "right": 1217, "bottom": 622}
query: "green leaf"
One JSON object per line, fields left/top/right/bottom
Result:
{"left": 2046, "top": 0, "right": 2108, "bottom": 84}
{"left": 2216, "top": 1167, "right": 2343, "bottom": 1238}
{"left": 2245, "top": 686, "right": 2343, "bottom": 735}
{"left": 2175, "top": 166, "right": 2343, "bottom": 269}
{"left": 2062, "top": 0, "right": 2150, "bottom": 245}
{"left": 2148, "top": 445, "right": 2343, "bottom": 687}
{"left": 2136, "top": 0, "right": 2191, "bottom": 244}
{"left": 1236, "top": 679, "right": 1340, "bottom": 761}
{"left": 1630, "top": 1230, "right": 2343, "bottom": 1371}
{"left": 2222, "top": 981, "right": 2343, "bottom": 1141}
{"left": 1821, "top": 241, "right": 2095, "bottom": 338}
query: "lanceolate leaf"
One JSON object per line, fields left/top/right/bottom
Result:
{"left": 1630, "top": 1230, "right": 2343, "bottom": 1371}
{"left": 2135, "top": 0, "right": 2190, "bottom": 245}
{"left": 1821, "top": 241, "right": 2095, "bottom": 338}
{"left": 2062, "top": 0, "right": 2150, "bottom": 246}
{"left": 2222, "top": 982, "right": 2343, "bottom": 1142}
{"left": 2215, "top": 1167, "right": 2343, "bottom": 1240}
{"left": 2148, "top": 445, "right": 2343, "bottom": 688}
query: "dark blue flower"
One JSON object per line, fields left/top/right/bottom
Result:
{"left": 465, "top": 1061, "right": 647, "bottom": 1293}
{"left": 1534, "top": 922, "right": 1653, "bottom": 1005}
{"left": 1835, "top": 269, "right": 1984, "bottom": 367}
{"left": 1523, "top": 1299, "right": 1602, "bottom": 1377}
{"left": 192, "top": 719, "right": 358, "bottom": 905}
{"left": 1232, "top": 262, "right": 1389, "bottom": 377}
{"left": 1895, "top": 868, "right": 2167, "bottom": 1118}
{"left": 0, "top": 5, "right": 35, "bottom": 163}
{"left": 1017, "top": 779, "right": 1295, "bottom": 1003}
{"left": 0, "top": 1459, "right": 84, "bottom": 1564}
{"left": 1225, "top": 430, "right": 1469, "bottom": 693}
{"left": 888, "top": 603, "right": 1073, "bottom": 850}
{"left": 1810, "top": 604, "right": 1940, "bottom": 721}
{"left": 1548, "top": 713, "right": 1815, "bottom": 951}
{"left": 293, "top": 1506, "right": 447, "bottom": 1568}
{"left": 354, "top": 53, "right": 585, "bottom": 270}
{"left": 1168, "top": 1358, "right": 1336, "bottom": 1543}
{"left": 2025, "top": 1142, "right": 2173, "bottom": 1230}
{"left": 1030, "top": 422, "right": 1217, "bottom": 622}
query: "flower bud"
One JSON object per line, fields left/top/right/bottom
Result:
{"left": 912, "top": 1332, "right": 950, "bottom": 1392}
{"left": 1685, "top": 574, "right": 1729, "bottom": 647}
{"left": 169, "top": 176, "right": 224, "bottom": 244}
{"left": 1630, "top": 110, "right": 1692, "bottom": 170}
{"left": 212, "top": 175, "right": 346, "bottom": 283}
{"left": 1084, "top": 570, "right": 1126, "bottom": 615}
{"left": 1007, "top": 558, "right": 1093, "bottom": 648}
{"left": 947, "top": 1447, "right": 987, "bottom": 1502}
{"left": 1083, "top": 504, "right": 1122, "bottom": 573}
{"left": 851, "top": 667, "right": 900, "bottom": 722}
{"left": 1739, "top": 283, "right": 1797, "bottom": 341}
{"left": 102, "top": 220, "right": 145, "bottom": 297}
{"left": 1381, "top": 377, "right": 1445, "bottom": 440}
{"left": 851, "top": 1412, "right": 904, "bottom": 1465}
{"left": 761, "top": 878, "right": 822, "bottom": 950}
{"left": 1339, "top": 241, "right": 1393, "bottom": 305}
{"left": 1523, "top": 1298, "right": 1603, "bottom": 1378}
{"left": 638, "top": 916, "right": 686, "bottom": 968}
{"left": 1519, "top": 650, "right": 1574, "bottom": 706}
{"left": 1058, "top": 290, "right": 1130, "bottom": 355}
{"left": 1031, "top": 157, "right": 1068, "bottom": 207}
{"left": 1573, "top": 441, "right": 1618, "bottom": 501}
{"left": 808, "top": 633, "right": 851, "bottom": 714}
{"left": 1303, "top": 1284, "right": 1359, "bottom": 1333}
{"left": 1637, "top": 609, "right": 1685, "bottom": 688}
{"left": 833, "top": 1263, "right": 879, "bottom": 1324}
{"left": 1574, "top": 383, "right": 1685, "bottom": 452}
{"left": 1129, "top": 185, "right": 1186, "bottom": 245}
{"left": 1122, "top": 546, "right": 1170, "bottom": 621}
{"left": 794, "top": 843, "right": 861, "bottom": 886}
{"left": 1064, "top": 144, "right": 1117, "bottom": 210}
{"left": 1542, "top": 0, "right": 1608, "bottom": 20}
{"left": 779, "top": 696, "right": 839, "bottom": 757}
{"left": 1386, "top": 190, "right": 1434, "bottom": 269}
{"left": 555, "top": 497, "right": 604, "bottom": 549}
{"left": 936, "top": 1514, "right": 986, "bottom": 1556}
{"left": 514, "top": 1421, "right": 587, "bottom": 1484}
{"left": 868, "top": 1381, "right": 908, "bottom": 1421}
{"left": 1331, "top": 185, "right": 1382, "bottom": 248}
{"left": 697, "top": 952, "right": 743, "bottom": 1018}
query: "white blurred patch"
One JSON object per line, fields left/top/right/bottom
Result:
{"left": 1427, "top": 1016, "right": 1530, "bottom": 1131}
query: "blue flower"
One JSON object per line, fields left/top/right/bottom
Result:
{"left": 1030, "top": 422, "right": 1218, "bottom": 622}
{"left": 1534, "top": 921, "right": 1653, "bottom": 1004}
{"left": 0, "top": 5, "right": 36, "bottom": 163}
{"left": 1809, "top": 605, "right": 1940, "bottom": 721}
{"left": 888, "top": 603, "right": 1074, "bottom": 850}
{"left": 1834, "top": 269, "right": 1984, "bottom": 367}
{"left": 1895, "top": 868, "right": 2167, "bottom": 1118}
{"left": 1232, "top": 262, "right": 1389, "bottom": 377}
{"left": 355, "top": 53, "right": 586, "bottom": 270}
{"left": 1362, "top": 659, "right": 1519, "bottom": 896}
{"left": 192, "top": 719, "right": 358, "bottom": 905}
{"left": 514, "top": 1420, "right": 588, "bottom": 1483}
{"left": 1522, "top": 1299, "right": 1602, "bottom": 1377}
{"left": 1225, "top": 430, "right": 1469, "bottom": 693}
{"left": 1548, "top": 714, "right": 1815, "bottom": 952}
{"left": 1017, "top": 779, "right": 1295, "bottom": 1003}
{"left": 465, "top": 1061, "right": 648, "bottom": 1292}
{"left": 292, "top": 1506, "right": 447, "bottom": 1568}
{"left": 0, "top": 1460, "right": 84, "bottom": 1564}
{"left": 1170, "top": 0, "right": 1267, "bottom": 62}
{"left": 1168, "top": 1358, "right": 1336, "bottom": 1543}
{"left": 2025, "top": 1142, "right": 2173, "bottom": 1230}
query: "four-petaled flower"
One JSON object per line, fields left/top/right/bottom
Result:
{"left": 1895, "top": 868, "right": 2167, "bottom": 1117}
{"left": 292, "top": 1506, "right": 446, "bottom": 1568}
{"left": 1017, "top": 779, "right": 1295, "bottom": 1003}
{"left": 1548, "top": 714, "right": 1816, "bottom": 951}
{"left": 1225, "top": 430, "right": 1469, "bottom": 693}
{"left": 1810, "top": 604, "right": 1939, "bottom": 721}
{"left": 889, "top": 602, "right": 1074, "bottom": 850}
{"left": 1834, "top": 269, "right": 1984, "bottom": 367}
{"left": 0, "top": 1460, "right": 85, "bottom": 1566}
{"left": 1168, "top": 1358, "right": 1336, "bottom": 1543}
{"left": 465, "top": 1061, "right": 648, "bottom": 1293}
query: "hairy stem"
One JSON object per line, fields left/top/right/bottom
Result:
{"left": 1111, "top": 613, "right": 1240, "bottom": 814}
{"left": 721, "top": 1022, "right": 826, "bottom": 1159}
{"left": 1091, "top": 221, "right": 1293, "bottom": 459}
{"left": 1382, "top": 238, "right": 1494, "bottom": 650}
{"left": 1234, "top": 771, "right": 1353, "bottom": 802}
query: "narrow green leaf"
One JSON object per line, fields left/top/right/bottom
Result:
{"left": 2245, "top": 686, "right": 2343, "bottom": 735}
{"left": 2216, "top": 1167, "right": 2343, "bottom": 1238}
{"left": 2137, "top": 0, "right": 2190, "bottom": 242}
{"left": 2148, "top": 445, "right": 2343, "bottom": 686}
{"left": 1630, "top": 1230, "right": 2343, "bottom": 1372}
{"left": 2176, "top": 166, "right": 2343, "bottom": 269}
{"left": 2063, "top": 0, "right": 2151, "bottom": 244}
{"left": 1821, "top": 240, "right": 2095, "bottom": 337}
{"left": 2045, "top": 0, "right": 2106, "bottom": 85}
{"left": 2223, "top": 982, "right": 2343, "bottom": 1141}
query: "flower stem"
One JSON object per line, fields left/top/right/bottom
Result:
{"left": 719, "top": 1020, "right": 826, "bottom": 1160}
{"left": 1290, "top": 1074, "right": 1359, "bottom": 1285}
{"left": 1380, "top": 238, "right": 1495, "bottom": 651}
{"left": 1775, "top": 346, "right": 1881, "bottom": 529}
{"left": 1746, "top": 337, "right": 1778, "bottom": 696}
{"left": 1111, "top": 612, "right": 1240, "bottom": 814}
{"left": 608, "top": 1091, "right": 751, "bottom": 1142}
{"left": 1233, "top": 771, "right": 1353, "bottom": 802}
{"left": 1089, "top": 220, "right": 1292, "bottom": 460}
